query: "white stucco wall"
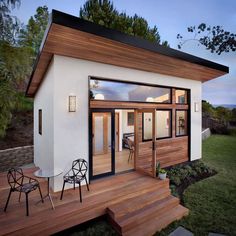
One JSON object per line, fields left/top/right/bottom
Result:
{"left": 34, "top": 55, "right": 202, "bottom": 191}
{"left": 34, "top": 59, "right": 54, "bottom": 173}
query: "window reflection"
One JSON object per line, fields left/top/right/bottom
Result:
{"left": 176, "top": 110, "right": 188, "bottom": 136}
{"left": 156, "top": 110, "right": 171, "bottom": 138}
{"left": 143, "top": 113, "right": 153, "bottom": 140}
{"left": 176, "top": 90, "right": 187, "bottom": 104}
{"left": 90, "top": 79, "right": 171, "bottom": 103}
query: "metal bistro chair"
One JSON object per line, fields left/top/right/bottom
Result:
{"left": 60, "top": 159, "right": 89, "bottom": 202}
{"left": 4, "top": 168, "right": 44, "bottom": 216}
{"left": 123, "top": 138, "right": 135, "bottom": 163}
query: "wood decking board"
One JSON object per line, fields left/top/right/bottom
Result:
{"left": 0, "top": 169, "right": 188, "bottom": 235}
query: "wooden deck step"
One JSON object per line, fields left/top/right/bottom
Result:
{"left": 109, "top": 195, "right": 180, "bottom": 234}
{"left": 123, "top": 205, "right": 189, "bottom": 236}
{"left": 107, "top": 186, "right": 170, "bottom": 220}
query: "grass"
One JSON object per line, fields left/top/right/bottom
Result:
{"left": 61, "top": 135, "right": 236, "bottom": 236}
{"left": 156, "top": 135, "right": 236, "bottom": 236}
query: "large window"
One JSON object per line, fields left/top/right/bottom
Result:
{"left": 175, "top": 89, "right": 188, "bottom": 104}
{"left": 90, "top": 79, "right": 171, "bottom": 103}
{"left": 176, "top": 110, "right": 188, "bottom": 136}
{"left": 156, "top": 110, "right": 171, "bottom": 139}
{"left": 38, "top": 109, "right": 42, "bottom": 135}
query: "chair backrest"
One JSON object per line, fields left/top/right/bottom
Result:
{"left": 123, "top": 138, "right": 133, "bottom": 150}
{"left": 7, "top": 168, "right": 24, "bottom": 189}
{"left": 72, "top": 159, "right": 88, "bottom": 178}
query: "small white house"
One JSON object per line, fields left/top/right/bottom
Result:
{"left": 26, "top": 10, "right": 228, "bottom": 191}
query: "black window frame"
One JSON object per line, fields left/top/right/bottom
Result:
{"left": 175, "top": 109, "right": 188, "bottom": 137}
{"left": 38, "top": 109, "right": 42, "bottom": 135}
{"left": 142, "top": 109, "right": 172, "bottom": 142}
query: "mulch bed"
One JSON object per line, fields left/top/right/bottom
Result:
{"left": 173, "top": 170, "right": 217, "bottom": 202}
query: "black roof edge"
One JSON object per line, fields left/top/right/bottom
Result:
{"left": 51, "top": 9, "right": 228, "bottom": 73}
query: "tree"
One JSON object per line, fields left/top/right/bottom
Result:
{"left": 80, "top": 0, "right": 168, "bottom": 45}
{"left": 202, "top": 100, "right": 215, "bottom": 117}
{"left": 0, "top": 0, "right": 21, "bottom": 44}
{"left": 18, "top": 5, "right": 49, "bottom": 54}
{"left": 177, "top": 23, "right": 236, "bottom": 54}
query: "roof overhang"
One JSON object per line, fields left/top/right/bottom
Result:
{"left": 26, "top": 10, "right": 229, "bottom": 97}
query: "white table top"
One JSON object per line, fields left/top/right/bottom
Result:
{"left": 34, "top": 169, "right": 63, "bottom": 178}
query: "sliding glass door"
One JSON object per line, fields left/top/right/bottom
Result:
{"left": 90, "top": 109, "right": 115, "bottom": 179}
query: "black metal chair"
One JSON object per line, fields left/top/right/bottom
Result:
{"left": 60, "top": 159, "right": 89, "bottom": 202}
{"left": 4, "top": 168, "right": 44, "bottom": 216}
{"left": 123, "top": 138, "right": 135, "bottom": 163}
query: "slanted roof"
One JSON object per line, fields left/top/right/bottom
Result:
{"left": 26, "top": 9, "right": 229, "bottom": 97}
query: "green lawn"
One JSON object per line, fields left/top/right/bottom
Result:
{"left": 63, "top": 135, "right": 236, "bottom": 236}
{"left": 157, "top": 135, "right": 236, "bottom": 236}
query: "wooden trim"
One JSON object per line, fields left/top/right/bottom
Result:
{"left": 115, "top": 112, "right": 119, "bottom": 152}
{"left": 90, "top": 100, "right": 188, "bottom": 110}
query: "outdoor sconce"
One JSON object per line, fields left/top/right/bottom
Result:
{"left": 68, "top": 95, "right": 76, "bottom": 112}
{"left": 194, "top": 102, "right": 199, "bottom": 112}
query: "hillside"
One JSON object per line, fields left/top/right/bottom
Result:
{"left": 0, "top": 111, "right": 33, "bottom": 150}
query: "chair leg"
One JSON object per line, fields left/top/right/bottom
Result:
{"left": 60, "top": 181, "right": 66, "bottom": 200}
{"left": 4, "top": 189, "right": 12, "bottom": 212}
{"left": 85, "top": 176, "right": 89, "bottom": 191}
{"left": 38, "top": 185, "right": 44, "bottom": 203}
{"left": 25, "top": 193, "right": 29, "bottom": 216}
{"left": 73, "top": 181, "right": 75, "bottom": 190}
{"left": 78, "top": 182, "right": 82, "bottom": 203}
{"left": 128, "top": 151, "right": 131, "bottom": 163}
{"left": 18, "top": 191, "right": 22, "bottom": 202}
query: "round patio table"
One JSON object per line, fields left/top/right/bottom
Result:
{"left": 34, "top": 168, "right": 63, "bottom": 210}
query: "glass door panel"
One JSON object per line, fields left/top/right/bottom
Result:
{"left": 91, "top": 110, "right": 115, "bottom": 178}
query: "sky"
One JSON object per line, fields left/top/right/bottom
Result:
{"left": 12, "top": 0, "right": 236, "bottom": 105}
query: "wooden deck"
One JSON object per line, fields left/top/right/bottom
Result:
{"left": 0, "top": 168, "right": 188, "bottom": 236}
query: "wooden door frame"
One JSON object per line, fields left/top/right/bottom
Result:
{"left": 89, "top": 108, "right": 115, "bottom": 180}
{"left": 134, "top": 109, "right": 156, "bottom": 177}
{"left": 115, "top": 112, "right": 120, "bottom": 152}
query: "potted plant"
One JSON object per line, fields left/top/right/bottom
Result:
{"left": 156, "top": 162, "right": 167, "bottom": 180}
{"left": 158, "top": 168, "right": 167, "bottom": 180}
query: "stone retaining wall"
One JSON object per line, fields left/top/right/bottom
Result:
{"left": 0, "top": 145, "right": 33, "bottom": 172}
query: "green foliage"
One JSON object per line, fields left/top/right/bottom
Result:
{"left": 177, "top": 23, "right": 236, "bottom": 54}
{"left": 202, "top": 100, "right": 215, "bottom": 117}
{"left": 0, "top": 41, "right": 34, "bottom": 137}
{"left": 80, "top": 0, "right": 168, "bottom": 45}
{"left": 159, "top": 168, "right": 167, "bottom": 174}
{"left": 156, "top": 135, "right": 236, "bottom": 236}
{"left": 18, "top": 5, "right": 49, "bottom": 54}
{"left": 0, "top": 3, "right": 47, "bottom": 138}
{"left": 167, "top": 160, "right": 214, "bottom": 186}
{"left": 0, "top": 0, "right": 21, "bottom": 44}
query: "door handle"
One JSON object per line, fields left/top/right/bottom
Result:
{"left": 152, "top": 141, "right": 156, "bottom": 151}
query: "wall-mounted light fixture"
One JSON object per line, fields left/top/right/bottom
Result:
{"left": 194, "top": 102, "right": 199, "bottom": 112}
{"left": 69, "top": 95, "right": 76, "bottom": 112}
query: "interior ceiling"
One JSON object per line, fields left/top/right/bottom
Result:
{"left": 26, "top": 23, "right": 228, "bottom": 97}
